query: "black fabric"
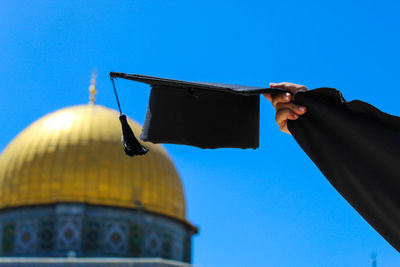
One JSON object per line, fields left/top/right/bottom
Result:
{"left": 111, "top": 72, "right": 400, "bottom": 250}
{"left": 119, "top": 115, "right": 148, "bottom": 156}
{"left": 110, "top": 72, "right": 288, "bottom": 149}
{"left": 110, "top": 72, "right": 287, "bottom": 95}
{"left": 288, "top": 88, "right": 400, "bottom": 252}
{"left": 141, "top": 85, "right": 260, "bottom": 149}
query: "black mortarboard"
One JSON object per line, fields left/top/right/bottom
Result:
{"left": 110, "top": 72, "right": 400, "bottom": 253}
{"left": 109, "top": 72, "right": 288, "bottom": 156}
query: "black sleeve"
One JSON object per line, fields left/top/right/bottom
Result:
{"left": 288, "top": 88, "right": 400, "bottom": 252}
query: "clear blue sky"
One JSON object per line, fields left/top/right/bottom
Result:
{"left": 1, "top": 1, "right": 400, "bottom": 266}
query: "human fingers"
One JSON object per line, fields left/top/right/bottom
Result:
{"left": 270, "top": 82, "right": 307, "bottom": 90}
{"left": 276, "top": 102, "right": 307, "bottom": 115}
{"left": 275, "top": 108, "right": 299, "bottom": 134}
{"left": 265, "top": 82, "right": 307, "bottom": 104}
{"left": 263, "top": 93, "right": 272, "bottom": 102}
{"left": 270, "top": 82, "right": 308, "bottom": 94}
{"left": 271, "top": 92, "right": 291, "bottom": 108}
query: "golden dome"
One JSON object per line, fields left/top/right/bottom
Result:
{"left": 0, "top": 105, "right": 186, "bottom": 222}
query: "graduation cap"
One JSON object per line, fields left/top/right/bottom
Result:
{"left": 110, "top": 72, "right": 400, "bottom": 253}
{"left": 110, "top": 72, "right": 288, "bottom": 156}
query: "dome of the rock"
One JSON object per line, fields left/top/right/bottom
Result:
{"left": 0, "top": 104, "right": 186, "bottom": 222}
{"left": 0, "top": 102, "right": 196, "bottom": 263}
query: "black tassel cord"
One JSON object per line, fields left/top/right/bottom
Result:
{"left": 111, "top": 77, "right": 149, "bottom": 156}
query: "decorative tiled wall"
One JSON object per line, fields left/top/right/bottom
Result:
{"left": 0, "top": 204, "right": 194, "bottom": 263}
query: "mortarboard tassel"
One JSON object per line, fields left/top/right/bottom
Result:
{"left": 119, "top": 114, "right": 149, "bottom": 156}
{"left": 111, "top": 77, "right": 149, "bottom": 157}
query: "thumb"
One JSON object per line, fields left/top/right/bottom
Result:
{"left": 263, "top": 93, "right": 272, "bottom": 102}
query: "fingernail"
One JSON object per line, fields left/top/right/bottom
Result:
{"left": 298, "top": 106, "right": 306, "bottom": 112}
{"left": 293, "top": 114, "right": 299, "bottom": 119}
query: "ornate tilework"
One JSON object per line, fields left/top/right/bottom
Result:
{"left": 56, "top": 216, "right": 82, "bottom": 251}
{"left": 0, "top": 223, "right": 3, "bottom": 254}
{"left": 15, "top": 220, "right": 37, "bottom": 254}
{"left": 84, "top": 220, "right": 101, "bottom": 251}
{"left": 0, "top": 204, "right": 193, "bottom": 262}
{"left": 171, "top": 237, "right": 183, "bottom": 261}
{"left": 145, "top": 230, "right": 161, "bottom": 257}
{"left": 38, "top": 220, "right": 55, "bottom": 251}
{"left": 104, "top": 221, "right": 128, "bottom": 255}
{"left": 183, "top": 235, "right": 191, "bottom": 263}
{"left": 128, "top": 223, "right": 143, "bottom": 256}
{"left": 161, "top": 232, "right": 172, "bottom": 259}
{"left": 2, "top": 222, "right": 15, "bottom": 254}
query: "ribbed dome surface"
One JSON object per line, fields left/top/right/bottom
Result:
{"left": 0, "top": 105, "right": 186, "bottom": 221}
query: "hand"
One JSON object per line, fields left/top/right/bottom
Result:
{"left": 263, "top": 82, "right": 308, "bottom": 134}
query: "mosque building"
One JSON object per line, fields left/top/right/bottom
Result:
{"left": 0, "top": 77, "right": 197, "bottom": 266}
